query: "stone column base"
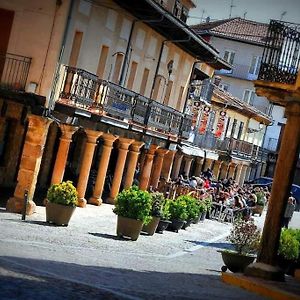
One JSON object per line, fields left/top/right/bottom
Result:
{"left": 6, "top": 197, "right": 36, "bottom": 215}
{"left": 77, "top": 198, "right": 87, "bottom": 208}
{"left": 88, "top": 196, "right": 103, "bottom": 206}
{"left": 106, "top": 197, "right": 115, "bottom": 205}
{"left": 245, "top": 262, "right": 285, "bottom": 282}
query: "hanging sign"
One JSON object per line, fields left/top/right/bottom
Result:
{"left": 215, "top": 111, "right": 227, "bottom": 138}
{"left": 198, "top": 106, "right": 211, "bottom": 135}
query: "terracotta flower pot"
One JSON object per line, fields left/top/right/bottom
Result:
{"left": 116, "top": 216, "right": 143, "bottom": 241}
{"left": 46, "top": 202, "right": 76, "bottom": 226}
{"left": 142, "top": 216, "right": 160, "bottom": 236}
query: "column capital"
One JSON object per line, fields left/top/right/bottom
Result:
{"left": 285, "top": 101, "right": 300, "bottom": 117}
{"left": 85, "top": 129, "right": 103, "bottom": 144}
{"left": 184, "top": 156, "right": 193, "bottom": 163}
{"left": 118, "top": 137, "right": 135, "bottom": 150}
{"left": 146, "top": 144, "right": 160, "bottom": 155}
{"left": 102, "top": 133, "right": 118, "bottom": 147}
{"left": 59, "top": 124, "right": 79, "bottom": 140}
{"left": 130, "top": 141, "right": 145, "bottom": 152}
{"left": 27, "top": 114, "right": 53, "bottom": 127}
{"left": 156, "top": 148, "right": 169, "bottom": 157}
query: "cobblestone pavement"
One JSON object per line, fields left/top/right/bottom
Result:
{"left": 1, "top": 204, "right": 297, "bottom": 299}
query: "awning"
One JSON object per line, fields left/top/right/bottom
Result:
{"left": 178, "top": 143, "right": 205, "bottom": 157}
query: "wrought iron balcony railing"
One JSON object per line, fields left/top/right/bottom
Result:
{"left": 56, "top": 65, "right": 192, "bottom": 139}
{"left": 258, "top": 20, "right": 300, "bottom": 85}
{"left": 0, "top": 53, "right": 31, "bottom": 91}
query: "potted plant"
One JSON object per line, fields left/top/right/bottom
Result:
{"left": 252, "top": 191, "right": 265, "bottom": 216}
{"left": 168, "top": 196, "right": 188, "bottom": 232}
{"left": 219, "top": 217, "right": 261, "bottom": 273}
{"left": 46, "top": 181, "right": 78, "bottom": 226}
{"left": 156, "top": 199, "right": 172, "bottom": 234}
{"left": 113, "top": 186, "right": 152, "bottom": 241}
{"left": 204, "top": 195, "right": 213, "bottom": 219}
{"left": 278, "top": 228, "right": 300, "bottom": 275}
{"left": 142, "top": 192, "right": 164, "bottom": 235}
{"left": 181, "top": 195, "right": 199, "bottom": 229}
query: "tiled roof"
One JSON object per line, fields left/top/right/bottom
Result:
{"left": 191, "top": 17, "right": 269, "bottom": 45}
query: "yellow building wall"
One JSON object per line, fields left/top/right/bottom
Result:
{"left": 0, "top": 0, "right": 71, "bottom": 103}
{"left": 60, "top": 0, "right": 200, "bottom": 112}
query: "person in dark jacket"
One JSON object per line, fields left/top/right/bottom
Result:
{"left": 282, "top": 193, "right": 296, "bottom": 228}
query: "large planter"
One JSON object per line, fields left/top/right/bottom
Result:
{"left": 142, "top": 217, "right": 160, "bottom": 236}
{"left": 219, "top": 250, "right": 256, "bottom": 273}
{"left": 116, "top": 216, "right": 143, "bottom": 241}
{"left": 156, "top": 219, "right": 171, "bottom": 234}
{"left": 168, "top": 219, "right": 186, "bottom": 233}
{"left": 200, "top": 211, "right": 206, "bottom": 222}
{"left": 46, "top": 202, "right": 76, "bottom": 226}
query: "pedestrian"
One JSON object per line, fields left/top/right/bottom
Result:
{"left": 282, "top": 193, "right": 296, "bottom": 228}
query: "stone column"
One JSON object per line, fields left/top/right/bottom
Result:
{"left": 123, "top": 141, "right": 144, "bottom": 189}
{"left": 193, "top": 157, "right": 204, "bottom": 177}
{"left": 77, "top": 129, "right": 102, "bottom": 207}
{"left": 227, "top": 163, "right": 236, "bottom": 179}
{"left": 107, "top": 138, "right": 134, "bottom": 204}
{"left": 51, "top": 124, "right": 78, "bottom": 185}
{"left": 38, "top": 124, "right": 58, "bottom": 188}
{"left": 183, "top": 156, "right": 193, "bottom": 177}
{"left": 246, "top": 102, "right": 300, "bottom": 281}
{"left": 161, "top": 150, "right": 176, "bottom": 181}
{"left": 234, "top": 164, "right": 243, "bottom": 185}
{"left": 244, "top": 165, "right": 252, "bottom": 182}
{"left": 238, "top": 164, "right": 248, "bottom": 186}
{"left": 6, "top": 115, "right": 52, "bottom": 215}
{"left": 88, "top": 133, "right": 118, "bottom": 206}
{"left": 139, "top": 145, "right": 159, "bottom": 190}
{"left": 219, "top": 162, "right": 229, "bottom": 180}
{"left": 171, "top": 152, "right": 183, "bottom": 180}
{"left": 150, "top": 149, "right": 169, "bottom": 189}
{"left": 203, "top": 158, "right": 213, "bottom": 172}
{"left": 212, "top": 160, "right": 222, "bottom": 180}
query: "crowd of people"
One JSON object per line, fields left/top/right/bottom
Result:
{"left": 174, "top": 168, "right": 270, "bottom": 213}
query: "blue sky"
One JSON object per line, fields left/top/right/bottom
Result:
{"left": 187, "top": 0, "right": 300, "bottom": 25}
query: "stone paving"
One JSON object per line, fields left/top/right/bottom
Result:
{"left": 1, "top": 204, "right": 298, "bottom": 299}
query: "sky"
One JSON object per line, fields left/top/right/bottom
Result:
{"left": 187, "top": 0, "right": 300, "bottom": 25}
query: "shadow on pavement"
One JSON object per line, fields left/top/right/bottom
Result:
{"left": 0, "top": 256, "right": 265, "bottom": 300}
{"left": 88, "top": 232, "right": 127, "bottom": 241}
{"left": 185, "top": 240, "right": 233, "bottom": 250}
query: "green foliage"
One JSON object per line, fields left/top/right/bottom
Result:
{"left": 113, "top": 186, "right": 152, "bottom": 224}
{"left": 255, "top": 192, "right": 265, "bottom": 206}
{"left": 150, "top": 192, "right": 165, "bottom": 217}
{"left": 227, "top": 217, "right": 261, "bottom": 255}
{"left": 178, "top": 195, "right": 199, "bottom": 220}
{"left": 169, "top": 196, "right": 188, "bottom": 221}
{"left": 203, "top": 196, "right": 213, "bottom": 211}
{"left": 279, "top": 229, "right": 300, "bottom": 261}
{"left": 47, "top": 181, "right": 78, "bottom": 207}
{"left": 161, "top": 199, "right": 171, "bottom": 220}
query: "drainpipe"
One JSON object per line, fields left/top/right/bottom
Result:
{"left": 118, "top": 15, "right": 165, "bottom": 87}
{"left": 49, "top": 0, "right": 75, "bottom": 109}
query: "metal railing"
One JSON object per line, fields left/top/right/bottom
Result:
{"left": 0, "top": 53, "right": 31, "bottom": 91}
{"left": 258, "top": 20, "right": 300, "bottom": 84}
{"left": 56, "top": 65, "right": 192, "bottom": 138}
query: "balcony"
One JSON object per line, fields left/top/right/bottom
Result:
{"left": 216, "top": 63, "right": 259, "bottom": 81}
{"left": 54, "top": 65, "right": 192, "bottom": 140}
{"left": 0, "top": 53, "right": 31, "bottom": 91}
{"left": 258, "top": 20, "right": 300, "bottom": 85}
{"left": 194, "top": 132, "right": 255, "bottom": 159}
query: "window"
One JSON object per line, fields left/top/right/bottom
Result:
{"left": 242, "top": 89, "right": 255, "bottom": 105}
{"left": 176, "top": 86, "right": 184, "bottom": 110}
{"left": 96, "top": 45, "right": 109, "bottom": 79}
{"left": 140, "top": 68, "right": 149, "bottom": 95}
{"left": 237, "top": 122, "right": 244, "bottom": 140}
{"left": 223, "top": 50, "right": 235, "bottom": 65}
{"left": 112, "top": 53, "right": 123, "bottom": 83}
{"left": 126, "top": 61, "right": 138, "bottom": 90}
{"left": 173, "top": 0, "right": 182, "bottom": 17}
{"left": 231, "top": 119, "right": 238, "bottom": 138}
{"left": 69, "top": 31, "right": 83, "bottom": 66}
{"left": 163, "top": 80, "right": 173, "bottom": 105}
{"left": 249, "top": 56, "right": 261, "bottom": 75}
{"left": 180, "top": 6, "right": 188, "bottom": 23}
{"left": 219, "top": 83, "right": 229, "bottom": 92}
